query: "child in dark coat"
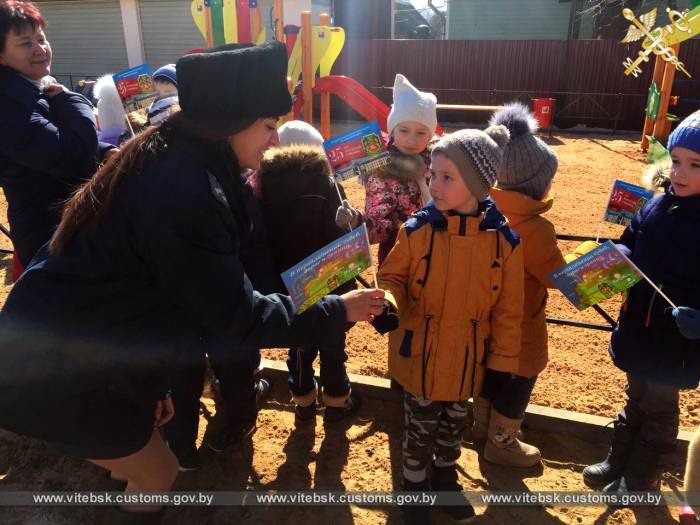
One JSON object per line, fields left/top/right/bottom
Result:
{"left": 583, "top": 110, "right": 700, "bottom": 493}
{"left": 251, "top": 135, "right": 360, "bottom": 423}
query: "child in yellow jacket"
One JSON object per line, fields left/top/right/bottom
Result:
{"left": 469, "top": 102, "right": 566, "bottom": 468}
{"left": 376, "top": 125, "right": 524, "bottom": 524}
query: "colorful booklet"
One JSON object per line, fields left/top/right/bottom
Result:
{"left": 112, "top": 64, "right": 158, "bottom": 114}
{"left": 323, "top": 121, "right": 390, "bottom": 182}
{"left": 281, "top": 224, "right": 373, "bottom": 314}
{"left": 603, "top": 180, "right": 654, "bottom": 227}
{"left": 549, "top": 241, "right": 643, "bottom": 311}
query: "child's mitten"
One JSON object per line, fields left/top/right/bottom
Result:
{"left": 371, "top": 301, "right": 399, "bottom": 335}
{"left": 335, "top": 200, "right": 361, "bottom": 229}
{"left": 672, "top": 307, "right": 700, "bottom": 340}
{"left": 564, "top": 240, "right": 599, "bottom": 264}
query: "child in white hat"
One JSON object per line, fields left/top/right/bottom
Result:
{"left": 336, "top": 74, "right": 437, "bottom": 265}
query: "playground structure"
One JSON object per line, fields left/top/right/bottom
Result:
{"left": 624, "top": 5, "right": 700, "bottom": 152}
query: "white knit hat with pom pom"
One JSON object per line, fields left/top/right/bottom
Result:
{"left": 93, "top": 74, "right": 126, "bottom": 131}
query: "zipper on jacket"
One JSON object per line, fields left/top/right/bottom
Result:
{"left": 645, "top": 285, "right": 661, "bottom": 327}
{"left": 469, "top": 320, "right": 479, "bottom": 398}
{"left": 459, "top": 215, "right": 467, "bottom": 236}
{"left": 421, "top": 315, "right": 433, "bottom": 399}
{"left": 419, "top": 229, "right": 437, "bottom": 288}
{"left": 459, "top": 320, "right": 479, "bottom": 397}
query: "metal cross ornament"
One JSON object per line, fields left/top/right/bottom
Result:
{"left": 620, "top": 7, "right": 698, "bottom": 78}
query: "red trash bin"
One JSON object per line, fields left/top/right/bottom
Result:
{"left": 532, "top": 98, "right": 555, "bottom": 129}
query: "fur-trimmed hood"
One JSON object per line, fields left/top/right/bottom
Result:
{"left": 643, "top": 158, "right": 671, "bottom": 190}
{"left": 360, "top": 149, "right": 427, "bottom": 186}
{"left": 257, "top": 144, "right": 333, "bottom": 206}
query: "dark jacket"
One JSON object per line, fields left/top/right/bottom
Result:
{"left": 238, "top": 174, "right": 279, "bottom": 294}
{"left": 0, "top": 130, "right": 347, "bottom": 447}
{"left": 0, "top": 65, "right": 106, "bottom": 266}
{"left": 255, "top": 144, "right": 356, "bottom": 295}
{"left": 610, "top": 185, "right": 700, "bottom": 388}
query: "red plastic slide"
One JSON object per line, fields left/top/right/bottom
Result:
{"left": 314, "top": 76, "right": 391, "bottom": 132}
{"left": 292, "top": 75, "right": 443, "bottom": 135}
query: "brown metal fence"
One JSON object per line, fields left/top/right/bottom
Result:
{"left": 329, "top": 39, "right": 700, "bottom": 131}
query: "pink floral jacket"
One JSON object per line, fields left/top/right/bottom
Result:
{"left": 363, "top": 174, "right": 424, "bottom": 245}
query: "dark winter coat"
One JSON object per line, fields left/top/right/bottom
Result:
{"left": 610, "top": 185, "right": 700, "bottom": 388}
{"left": 0, "top": 130, "right": 348, "bottom": 451}
{"left": 253, "top": 144, "right": 356, "bottom": 295}
{"left": 0, "top": 65, "right": 111, "bottom": 266}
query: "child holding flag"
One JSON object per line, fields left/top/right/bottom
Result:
{"left": 252, "top": 127, "right": 360, "bottom": 424}
{"left": 466, "top": 102, "right": 564, "bottom": 467}
{"left": 583, "top": 110, "right": 700, "bottom": 494}
{"left": 375, "top": 124, "right": 524, "bottom": 523}
{"left": 335, "top": 74, "right": 436, "bottom": 265}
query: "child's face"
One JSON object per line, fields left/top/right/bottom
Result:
{"left": 429, "top": 153, "right": 479, "bottom": 215}
{"left": 155, "top": 79, "right": 177, "bottom": 97}
{"left": 670, "top": 146, "right": 700, "bottom": 197}
{"left": 230, "top": 117, "right": 280, "bottom": 170}
{"left": 392, "top": 121, "right": 431, "bottom": 155}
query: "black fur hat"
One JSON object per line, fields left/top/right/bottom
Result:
{"left": 176, "top": 41, "right": 291, "bottom": 136}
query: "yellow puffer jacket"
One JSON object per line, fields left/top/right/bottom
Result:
{"left": 378, "top": 201, "right": 524, "bottom": 401}
{"left": 491, "top": 188, "right": 567, "bottom": 378}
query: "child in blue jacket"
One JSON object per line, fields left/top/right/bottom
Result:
{"left": 584, "top": 110, "right": 700, "bottom": 493}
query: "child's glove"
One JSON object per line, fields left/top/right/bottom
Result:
{"left": 371, "top": 301, "right": 399, "bottom": 335}
{"left": 564, "top": 240, "right": 600, "bottom": 264}
{"left": 672, "top": 307, "right": 700, "bottom": 340}
{"left": 335, "top": 200, "right": 361, "bottom": 229}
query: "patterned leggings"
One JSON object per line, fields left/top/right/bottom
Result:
{"left": 402, "top": 391, "right": 469, "bottom": 482}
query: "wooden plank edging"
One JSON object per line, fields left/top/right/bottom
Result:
{"left": 260, "top": 359, "right": 693, "bottom": 450}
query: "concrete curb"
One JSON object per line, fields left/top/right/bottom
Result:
{"left": 260, "top": 359, "right": 693, "bottom": 450}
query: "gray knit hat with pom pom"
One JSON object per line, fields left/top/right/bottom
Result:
{"left": 489, "top": 102, "right": 558, "bottom": 200}
{"left": 432, "top": 125, "right": 510, "bottom": 202}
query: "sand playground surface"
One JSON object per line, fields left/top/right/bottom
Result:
{"left": 0, "top": 131, "right": 696, "bottom": 524}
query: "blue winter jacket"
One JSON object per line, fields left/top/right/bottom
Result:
{"left": 609, "top": 185, "right": 700, "bottom": 388}
{"left": 0, "top": 65, "right": 109, "bottom": 266}
{"left": 0, "top": 130, "right": 347, "bottom": 447}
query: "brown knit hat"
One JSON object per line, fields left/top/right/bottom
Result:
{"left": 431, "top": 125, "right": 510, "bottom": 202}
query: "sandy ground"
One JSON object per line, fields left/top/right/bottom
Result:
{"left": 0, "top": 132, "right": 696, "bottom": 525}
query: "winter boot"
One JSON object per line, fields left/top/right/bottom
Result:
{"left": 484, "top": 408, "right": 541, "bottom": 467}
{"left": 429, "top": 463, "right": 476, "bottom": 523}
{"left": 583, "top": 413, "right": 637, "bottom": 487}
{"left": 401, "top": 478, "right": 431, "bottom": 525}
{"left": 603, "top": 439, "right": 668, "bottom": 496}
{"left": 462, "top": 396, "right": 490, "bottom": 446}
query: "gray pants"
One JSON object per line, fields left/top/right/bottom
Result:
{"left": 403, "top": 391, "right": 469, "bottom": 483}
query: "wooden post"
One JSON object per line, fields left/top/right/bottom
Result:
{"left": 301, "top": 11, "right": 313, "bottom": 124}
{"left": 652, "top": 44, "right": 680, "bottom": 145}
{"left": 319, "top": 12, "right": 331, "bottom": 139}
{"left": 273, "top": 0, "right": 284, "bottom": 42}
{"left": 641, "top": 54, "right": 665, "bottom": 152}
{"left": 204, "top": 2, "right": 214, "bottom": 47}
{"left": 251, "top": 4, "right": 262, "bottom": 43}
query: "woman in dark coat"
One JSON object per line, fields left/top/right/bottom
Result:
{"left": 0, "top": 1, "right": 114, "bottom": 269}
{"left": 0, "top": 41, "right": 384, "bottom": 521}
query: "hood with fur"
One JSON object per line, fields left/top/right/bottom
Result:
{"left": 258, "top": 144, "right": 333, "bottom": 206}
{"left": 643, "top": 158, "right": 671, "bottom": 190}
{"left": 359, "top": 149, "right": 427, "bottom": 186}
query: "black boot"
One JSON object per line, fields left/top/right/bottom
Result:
{"left": 429, "top": 464, "right": 475, "bottom": 523}
{"left": 583, "top": 412, "right": 637, "bottom": 487}
{"left": 603, "top": 439, "right": 669, "bottom": 496}
{"left": 402, "top": 478, "right": 431, "bottom": 525}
